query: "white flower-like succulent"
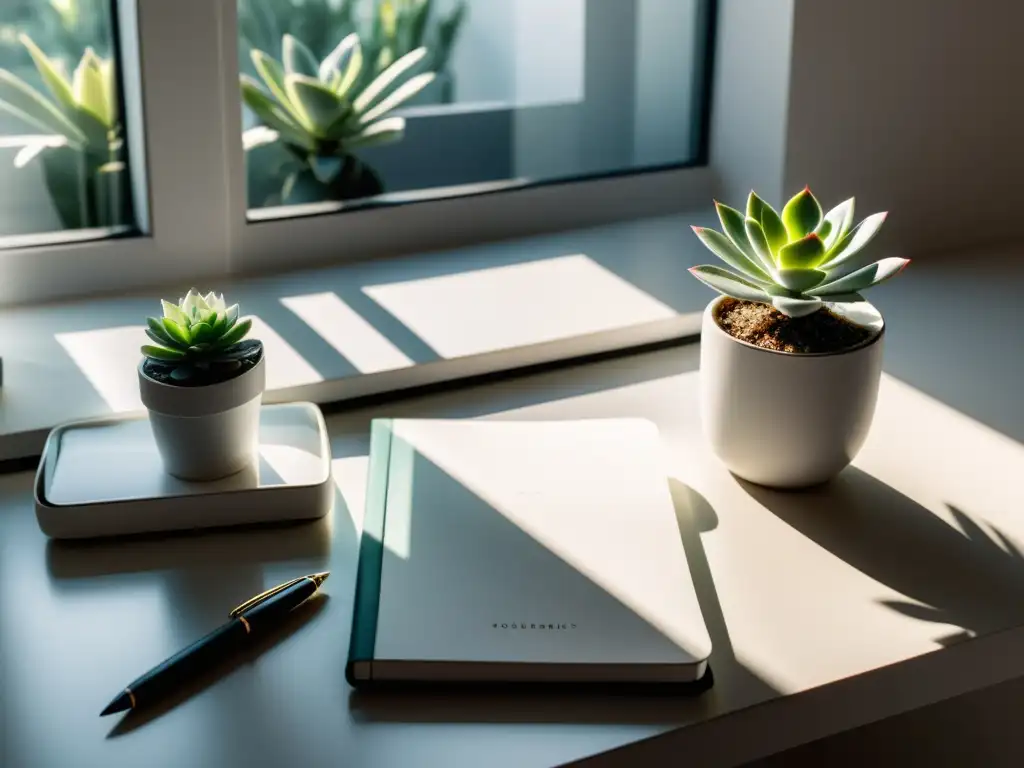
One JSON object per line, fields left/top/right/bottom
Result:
{"left": 142, "top": 289, "right": 260, "bottom": 382}
{"left": 689, "top": 188, "right": 910, "bottom": 318}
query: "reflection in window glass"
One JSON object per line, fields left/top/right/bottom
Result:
{"left": 0, "top": 0, "right": 136, "bottom": 246}
{"left": 238, "top": 0, "right": 713, "bottom": 216}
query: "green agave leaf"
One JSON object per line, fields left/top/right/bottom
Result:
{"left": 208, "top": 310, "right": 227, "bottom": 337}
{"left": 815, "top": 219, "right": 832, "bottom": 243}
{"left": 774, "top": 268, "right": 827, "bottom": 293}
{"left": 141, "top": 344, "right": 187, "bottom": 361}
{"left": 771, "top": 295, "right": 822, "bottom": 318}
{"left": 251, "top": 50, "right": 299, "bottom": 119}
{"left": 688, "top": 265, "right": 770, "bottom": 303}
{"left": 777, "top": 232, "right": 826, "bottom": 270}
{"left": 359, "top": 71, "right": 435, "bottom": 124}
{"left": 692, "top": 226, "right": 771, "bottom": 284}
{"left": 744, "top": 216, "right": 776, "bottom": 272}
{"left": 145, "top": 329, "right": 172, "bottom": 348}
{"left": 286, "top": 74, "right": 344, "bottom": 135}
{"left": 282, "top": 34, "right": 320, "bottom": 78}
{"left": 748, "top": 192, "right": 787, "bottom": 256}
{"left": 409, "top": 0, "right": 432, "bottom": 48}
{"left": 19, "top": 35, "right": 75, "bottom": 112}
{"left": 320, "top": 33, "right": 359, "bottom": 84}
{"left": 354, "top": 46, "right": 428, "bottom": 113}
{"left": 782, "top": 186, "right": 822, "bottom": 240}
{"left": 241, "top": 77, "right": 314, "bottom": 150}
{"left": 336, "top": 40, "right": 364, "bottom": 98}
{"left": 0, "top": 69, "right": 86, "bottom": 144}
{"left": 225, "top": 304, "right": 240, "bottom": 328}
{"left": 162, "top": 318, "right": 191, "bottom": 347}
{"left": 215, "top": 317, "right": 253, "bottom": 349}
{"left": 745, "top": 190, "right": 767, "bottom": 222}
{"left": 161, "top": 299, "right": 187, "bottom": 326}
{"left": 715, "top": 201, "right": 756, "bottom": 261}
{"left": 345, "top": 116, "right": 405, "bottom": 149}
{"left": 189, "top": 321, "right": 214, "bottom": 345}
{"left": 100, "top": 58, "right": 117, "bottom": 128}
{"left": 819, "top": 211, "right": 888, "bottom": 271}
{"left": 820, "top": 197, "right": 855, "bottom": 251}
{"left": 73, "top": 49, "right": 111, "bottom": 127}
{"left": 146, "top": 316, "right": 174, "bottom": 345}
{"left": 68, "top": 105, "right": 109, "bottom": 155}
{"left": 809, "top": 257, "right": 910, "bottom": 296}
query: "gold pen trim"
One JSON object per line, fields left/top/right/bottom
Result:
{"left": 238, "top": 615, "right": 251, "bottom": 633}
{"left": 229, "top": 573, "right": 330, "bottom": 617}
{"left": 126, "top": 687, "right": 136, "bottom": 709}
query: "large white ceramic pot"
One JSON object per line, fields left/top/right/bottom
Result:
{"left": 138, "top": 355, "right": 266, "bottom": 481}
{"left": 699, "top": 296, "right": 884, "bottom": 488}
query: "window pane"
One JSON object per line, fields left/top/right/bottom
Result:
{"left": 0, "top": 0, "right": 138, "bottom": 247}
{"left": 238, "top": 0, "right": 713, "bottom": 217}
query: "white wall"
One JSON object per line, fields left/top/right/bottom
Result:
{"left": 783, "top": 0, "right": 1024, "bottom": 255}
{"left": 708, "top": 0, "right": 795, "bottom": 208}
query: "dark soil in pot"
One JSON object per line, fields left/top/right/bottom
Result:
{"left": 142, "top": 342, "right": 263, "bottom": 387}
{"left": 716, "top": 298, "right": 874, "bottom": 354}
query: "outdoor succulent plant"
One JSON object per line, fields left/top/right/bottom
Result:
{"left": 690, "top": 188, "right": 909, "bottom": 317}
{"left": 0, "top": 34, "right": 126, "bottom": 227}
{"left": 241, "top": 32, "right": 436, "bottom": 200}
{"left": 141, "top": 291, "right": 262, "bottom": 384}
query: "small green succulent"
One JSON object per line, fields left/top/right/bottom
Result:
{"left": 141, "top": 291, "right": 261, "bottom": 383}
{"left": 241, "top": 32, "right": 436, "bottom": 199}
{"left": 690, "top": 188, "right": 910, "bottom": 318}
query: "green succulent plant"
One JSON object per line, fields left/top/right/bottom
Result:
{"left": 238, "top": 0, "right": 466, "bottom": 101}
{"left": 241, "top": 32, "right": 436, "bottom": 202}
{"left": 690, "top": 188, "right": 909, "bottom": 318}
{"left": 141, "top": 291, "right": 262, "bottom": 384}
{"left": 0, "top": 34, "right": 127, "bottom": 228}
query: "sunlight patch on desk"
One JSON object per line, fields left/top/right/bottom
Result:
{"left": 856, "top": 373, "right": 1024, "bottom": 530}
{"left": 248, "top": 316, "right": 323, "bottom": 390}
{"left": 363, "top": 254, "right": 679, "bottom": 359}
{"left": 281, "top": 292, "right": 414, "bottom": 374}
{"left": 56, "top": 318, "right": 321, "bottom": 413}
{"left": 56, "top": 326, "right": 146, "bottom": 412}
{"left": 332, "top": 455, "right": 370, "bottom": 537}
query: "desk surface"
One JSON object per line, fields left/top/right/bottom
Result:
{"left": 3, "top": 252, "right": 1024, "bottom": 768}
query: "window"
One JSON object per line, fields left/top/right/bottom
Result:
{"left": 236, "top": 0, "right": 715, "bottom": 219}
{"left": 0, "top": 0, "right": 141, "bottom": 248}
{"left": 0, "top": 0, "right": 715, "bottom": 306}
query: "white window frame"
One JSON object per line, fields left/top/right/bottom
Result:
{"left": 0, "top": 0, "right": 719, "bottom": 307}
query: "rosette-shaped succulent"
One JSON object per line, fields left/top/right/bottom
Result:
{"left": 141, "top": 291, "right": 261, "bottom": 383}
{"left": 690, "top": 188, "right": 909, "bottom": 317}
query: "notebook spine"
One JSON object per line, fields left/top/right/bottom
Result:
{"left": 345, "top": 419, "right": 393, "bottom": 686}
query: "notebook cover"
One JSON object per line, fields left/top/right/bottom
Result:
{"left": 346, "top": 418, "right": 712, "bottom": 687}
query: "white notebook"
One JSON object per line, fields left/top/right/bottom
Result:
{"left": 346, "top": 418, "right": 711, "bottom": 686}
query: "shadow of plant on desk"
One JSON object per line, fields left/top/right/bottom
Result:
{"left": 879, "top": 505, "right": 1024, "bottom": 647}
{"left": 740, "top": 469, "right": 1024, "bottom": 646}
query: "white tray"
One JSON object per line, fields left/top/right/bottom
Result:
{"left": 35, "top": 402, "right": 333, "bottom": 539}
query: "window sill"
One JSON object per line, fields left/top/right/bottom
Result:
{"left": 0, "top": 211, "right": 719, "bottom": 463}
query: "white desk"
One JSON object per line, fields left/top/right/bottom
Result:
{"left": 2, "top": 249, "right": 1024, "bottom": 767}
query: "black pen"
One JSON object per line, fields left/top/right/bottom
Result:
{"left": 100, "top": 572, "right": 329, "bottom": 716}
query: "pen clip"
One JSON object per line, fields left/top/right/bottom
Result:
{"left": 229, "top": 576, "right": 307, "bottom": 618}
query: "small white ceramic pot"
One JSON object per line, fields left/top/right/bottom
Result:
{"left": 699, "top": 296, "right": 884, "bottom": 488}
{"left": 138, "top": 356, "right": 266, "bottom": 482}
